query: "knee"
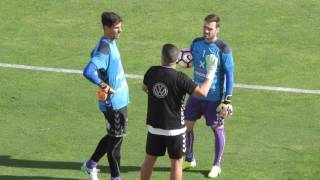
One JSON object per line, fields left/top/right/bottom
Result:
{"left": 212, "top": 124, "right": 224, "bottom": 130}
{"left": 185, "top": 121, "right": 195, "bottom": 132}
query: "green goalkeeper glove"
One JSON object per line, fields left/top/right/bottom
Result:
{"left": 205, "top": 54, "right": 218, "bottom": 79}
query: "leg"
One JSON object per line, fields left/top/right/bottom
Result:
{"left": 142, "top": 133, "right": 165, "bottom": 179}
{"left": 82, "top": 131, "right": 109, "bottom": 180}
{"left": 85, "top": 111, "right": 112, "bottom": 167}
{"left": 212, "top": 125, "right": 225, "bottom": 167}
{"left": 166, "top": 133, "right": 184, "bottom": 180}
{"left": 106, "top": 136, "right": 123, "bottom": 178}
{"left": 183, "top": 96, "right": 202, "bottom": 166}
{"left": 140, "top": 154, "right": 157, "bottom": 180}
{"left": 89, "top": 135, "right": 109, "bottom": 163}
{"left": 207, "top": 125, "right": 224, "bottom": 178}
{"left": 185, "top": 120, "right": 195, "bottom": 162}
{"left": 81, "top": 112, "right": 111, "bottom": 180}
{"left": 204, "top": 101, "right": 224, "bottom": 178}
{"left": 103, "top": 106, "right": 128, "bottom": 179}
{"left": 170, "top": 158, "right": 183, "bottom": 180}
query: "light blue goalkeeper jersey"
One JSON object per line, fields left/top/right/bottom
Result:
{"left": 191, "top": 37, "right": 234, "bottom": 102}
{"left": 83, "top": 36, "right": 129, "bottom": 111}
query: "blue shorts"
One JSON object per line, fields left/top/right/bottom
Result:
{"left": 184, "top": 96, "right": 222, "bottom": 127}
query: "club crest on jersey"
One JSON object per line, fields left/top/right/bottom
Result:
{"left": 152, "top": 82, "right": 168, "bottom": 98}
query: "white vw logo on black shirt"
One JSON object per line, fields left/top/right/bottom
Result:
{"left": 152, "top": 82, "right": 168, "bottom": 98}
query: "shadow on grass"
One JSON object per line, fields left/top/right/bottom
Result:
{"left": 0, "top": 155, "right": 171, "bottom": 173}
{"left": 0, "top": 175, "right": 78, "bottom": 180}
{"left": 184, "top": 169, "right": 210, "bottom": 178}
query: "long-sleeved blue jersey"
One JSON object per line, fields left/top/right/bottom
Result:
{"left": 191, "top": 37, "right": 234, "bottom": 102}
{"left": 83, "top": 36, "right": 129, "bottom": 111}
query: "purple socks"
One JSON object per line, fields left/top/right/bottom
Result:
{"left": 111, "top": 176, "right": 121, "bottom": 180}
{"left": 213, "top": 127, "right": 225, "bottom": 167}
{"left": 185, "top": 130, "right": 195, "bottom": 162}
{"left": 86, "top": 160, "right": 97, "bottom": 169}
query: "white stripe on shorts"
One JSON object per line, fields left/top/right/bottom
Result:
{"left": 147, "top": 125, "right": 186, "bottom": 136}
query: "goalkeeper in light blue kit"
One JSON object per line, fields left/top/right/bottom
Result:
{"left": 183, "top": 14, "right": 234, "bottom": 178}
{"left": 81, "top": 12, "right": 129, "bottom": 180}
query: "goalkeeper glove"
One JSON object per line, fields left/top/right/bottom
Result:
{"left": 205, "top": 54, "right": 218, "bottom": 79}
{"left": 97, "top": 83, "right": 115, "bottom": 101}
{"left": 216, "top": 95, "right": 233, "bottom": 119}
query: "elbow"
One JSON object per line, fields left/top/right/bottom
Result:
{"left": 83, "top": 62, "right": 96, "bottom": 80}
{"left": 83, "top": 69, "right": 89, "bottom": 79}
{"left": 83, "top": 70, "right": 91, "bottom": 82}
{"left": 193, "top": 89, "right": 208, "bottom": 97}
{"left": 200, "top": 91, "right": 209, "bottom": 97}
{"left": 83, "top": 64, "right": 90, "bottom": 78}
{"left": 199, "top": 87, "right": 210, "bottom": 97}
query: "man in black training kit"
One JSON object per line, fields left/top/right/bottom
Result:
{"left": 140, "top": 43, "right": 218, "bottom": 180}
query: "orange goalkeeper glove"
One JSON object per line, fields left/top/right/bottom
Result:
{"left": 97, "top": 82, "right": 115, "bottom": 101}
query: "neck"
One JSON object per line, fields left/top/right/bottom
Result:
{"left": 103, "top": 32, "right": 114, "bottom": 41}
{"left": 205, "top": 36, "right": 218, "bottom": 43}
{"left": 162, "top": 63, "right": 176, "bottom": 69}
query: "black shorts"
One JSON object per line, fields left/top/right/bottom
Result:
{"left": 102, "top": 106, "right": 128, "bottom": 137}
{"left": 146, "top": 132, "right": 186, "bottom": 159}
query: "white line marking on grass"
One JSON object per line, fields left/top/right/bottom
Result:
{"left": 1, "top": 63, "right": 319, "bottom": 94}
{"left": 0, "top": 63, "right": 82, "bottom": 74}
{"left": 234, "top": 83, "right": 320, "bottom": 94}
{"left": 0, "top": 63, "right": 143, "bottom": 79}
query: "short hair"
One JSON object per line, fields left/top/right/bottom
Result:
{"left": 204, "top": 14, "right": 220, "bottom": 27}
{"left": 101, "top": 12, "right": 122, "bottom": 27}
{"left": 162, "top": 44, "right": 179, "bottom": 65}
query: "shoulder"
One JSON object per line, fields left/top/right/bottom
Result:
{"left": 176, "top": 71, "right": 196, "bottom": 91}
{"left": 145, "top": 66, "right": 159, "bottom": 76}
{"left": 214, "top": 39, "right": 231, "bottom": 53}
{"left": 99, "top": 38, "right": 111, "bottom": 54}
{"left": 148, "top": 66, "right": 160, "bottom": 72}
{"left": 191, "top": 37, "right": 205, "bottom": 45}
{"left": 176, "top": 71, "right": 191, "bottom": 81}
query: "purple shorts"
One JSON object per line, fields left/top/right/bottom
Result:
{"left": 184, "top": 96, "right": 222, "bottom": 127}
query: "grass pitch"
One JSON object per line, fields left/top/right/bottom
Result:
{"left": 0, "top": 0, "right": 319, "bottom": 179}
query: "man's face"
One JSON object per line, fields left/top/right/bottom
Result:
{"left": 105, "top": 21, "right": 122, "bottom": 40}
{"left": 203, "top": 21, "right": 219, "bottom": 41}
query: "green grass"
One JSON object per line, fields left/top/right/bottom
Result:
{"left": 0, "top": 0, "right": 320, "bottom": 179}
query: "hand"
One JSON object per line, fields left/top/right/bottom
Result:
{"left": 216, "top": 95, "right": 233, "bottom": 119}
{"left": 99, "top": 82, "right": 115, "bottom": 93}
{"left": 216, "top": 103, "right": 233, "bottom": 119}
{"left": 99, "top": 82, "right": 108, "bottom": 89}
{"left": 97, "top": 83, "right": 115, "bottom": 101}
{"left": 205, "top": 54, "right": 218, "bottom": 79}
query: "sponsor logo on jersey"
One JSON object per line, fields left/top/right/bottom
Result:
{"left": 152, "top": 82, "right": 168, "bottom": 98}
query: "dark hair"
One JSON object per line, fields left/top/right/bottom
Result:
{"left": 162, "top": 44, "right": 179, "bottom": 65}
{"left": 101, "top": 12, "right": 122, "bottom": 27}
{"left": 204, "top": 14, "right": 220, "bottom": 27}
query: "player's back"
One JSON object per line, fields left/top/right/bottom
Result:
{"left": 143, "top": 66, "right": 191, "bottom": 130}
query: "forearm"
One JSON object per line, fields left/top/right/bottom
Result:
{"left": 83, "top": 62, "right": 103, "bottom": 85}
{"left": 225, "top": 68, "right": 234, "bottom": 96}
{"left": 191, "top": 78, "right": 212, "bottom": 97}
{"left": 223, "top": 52, "right": 234, "bottom": 96}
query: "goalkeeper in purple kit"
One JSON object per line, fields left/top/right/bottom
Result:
{"left": 183, "top": 14, "right": 234, "bottom": 178}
